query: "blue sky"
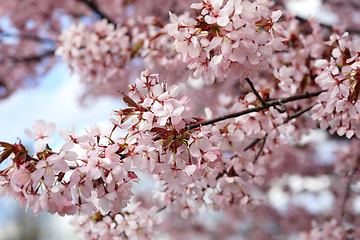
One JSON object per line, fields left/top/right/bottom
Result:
{"left": 0, "top": 61, "right": 125, "bottom": 239}
{"left": 0, "top": 62, "right": 123, "bottom": 151}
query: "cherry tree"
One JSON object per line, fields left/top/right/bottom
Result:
{"left": 1, "top": 0, "right": 360, "bottom": 239}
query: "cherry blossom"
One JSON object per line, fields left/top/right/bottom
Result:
{"left": 24, "top": 119, "right": 57, "bottom": 152}
{"left": 2, "top": 0, "right": 360, "bottom": 239}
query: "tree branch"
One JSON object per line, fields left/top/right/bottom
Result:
{"left": 243, "top": 104, "right": 317, "bottom": 153}
{"left": 245, "top": 78, "right": 268, "bottom": 108}
{"left": 79, "top": 0, "right": 116, "bottom": 25}
{"left": 5, "top": 50, "right": 55, "bottom": 63}
{"left": 0, "top": 31, "right": 58, "bottom": 44}
{"left": 340, "top": 162, "right": 360, "bottom": 221}
{"left": 284, "top": 104, "right": 316, "bottom": 123}
{"left": 186, "top": 90, "right": 325, "bottom": 130}
{"left": 323, "top": 0, "right": 360, "bottom": 9}
{"left": 253, "top": 134, "right": 268, "bottom": 164}
{"left": 294, "top": 15, "right": 360, "bottom": 36}
{"left": 244, "top": 138, "right": 261, "bottom": 152}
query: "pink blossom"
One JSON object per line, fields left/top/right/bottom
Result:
{"left": 152, "top": 99, "right": 185, "bottom": 126}
{"left": 24, "top": 120, "right": 57, "bottom": 152}
{"left": 32, "top": 154, "right": 69, "bottom": 187}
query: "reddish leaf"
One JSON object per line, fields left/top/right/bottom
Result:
{"left": 0, "top": 141, "right": 13, "bottom": 150}
{"left": 122, "top": 108, "right": 135, "bottom": 123}
{"left": 118, "top": 91, "right": 138, "bottom": 108}
{"left": 122, "top": 108, "right": 135, "bottom": 115}
{"left": 162, "top": 138, "right": 173, "bottom": 151}
{"left": 57, "top": 172, "right": 65, "bottom": 182}
{"left": 150, "top": 127, "right": 170, "bottom": 138}
{"left": 128, "top": 171, "right": 139, "bottom": 180}
{"left": 115, "top": 108, "right": 135, "bottom": 124}
{"left": 0, "top": 149, "right": 13, "bottom": 164}
{"left": 350, "top": 81, "right": 360, "bottom": 103}
{"left": 150, "top": 127, "right": 167, "bottom": 132}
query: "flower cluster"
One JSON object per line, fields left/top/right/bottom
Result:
{"left": 299, "top": 219, "right": 359, "bottom": 240}
{"left": 1, "top": 69, "right": 297, "bottom": 235}
{"left": 333, "top": 138, "right": 360, "bottom": 174}
{"left": 1, "top": 69, "right": 230, "bottom": 237}
{"left": 4, "top": 0, "right": 360, "bottom": 239}
{"left": 55, "top": 17, "right": 177, "bottom": 85}
{"left": 71, "top": 204, "right": 160, "bottom": 240}
{"left": 312, "top": 34, "right": 360, "bottom": 138}
{"left": 168, "top": 0, "right": 285, "bottom": 83}
{"left": 55, "top": 19, "right": 129, "bottom": 83}
{"left": 111, "top": 70, "right": 222, "bottom": 189}
{"left": 0, "top": 122, "right": 138, "bottom": 217}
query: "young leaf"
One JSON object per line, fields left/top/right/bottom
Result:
{"left": 118, "top": 91, "right": 138, "bottom": 108}
{"left": 0, "top": 141, "right": 13, "bottom": 149}
{"left": 150, "top": 127, "right": 170, "bottom": 138}
{"left": 0, "top": 149, "right": 13, "bottom": 164}
{"left": 115, "top": 108, "right": 136, "bottom": 124}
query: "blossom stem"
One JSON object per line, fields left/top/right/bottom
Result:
{"left": 79, "top": 0, "right": 116, "bottom": 24}
{"left": 285, "top": 104, "right": 316, "bottom": 123}
{"left": 244, "top": 138, "right": 261, "bottom": 152}
{"left": 340, "top": 161, "right": 360, "bottom": 221}
{"left": 186, "top": 90, "right": 325, "bottom": 130}
{"left": 253, "top": 134, "right": 268, "bottom": 164}
{"left": 243, "top": 104, "right": 316, "bottom": 152}
{"left": 0, "top": 30, "right": 58, "bottom": 44}
{"left": 245, "top": 78, "right": 268, "bottom": 108}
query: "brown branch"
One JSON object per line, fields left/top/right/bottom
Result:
{"left": 244, "top": 138, "right": 261, "bottom": 152}
{"left": 0, "top": 31, "right": 58, "bottom": 44}
{"left": 323, "top": 0, "right": 360, "bottom": 9}
{"left": 156, "top": 199, "right": 175, "bottom": 213}
{"left": 156, "top": 204, "right": 168, "bottom": 213}
{"left": 294, "top": 15, "right": 360, "bottom": 36}
{"left": 253, "top": 134, "right": 268, "bottom": 164}
{"left": 284, "top": 104, "right": 316, "bottom": 123}
{"left": 245, "top": 78, "right": 268, "bottom": 108}
{"left": 186, "top": 90, "right": 325, "bottom": 130}
{"left": 5, "top": 50, "right": 55, "bottom": 63}
{"left": 78, "top": 0, "right": 116, "bottom": 25}
{"left": 340, "top": 162, "right": 360, "bottom": 221}
{"left": 243, "top": 104, "right": 317, "bottom": 152}
{"left": 274, "top": 0, "right": 360, "bottom": 35}
{"left": 273, "top": 0, "right": 360, "bottom": 35}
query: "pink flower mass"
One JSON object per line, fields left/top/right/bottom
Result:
{"left": 1, "top": 0, "right": 360, "bottom": 239}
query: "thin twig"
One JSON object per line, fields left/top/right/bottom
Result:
{"left": 186, "top": 90, "right": 325, "bottom": 130}
{"left": 253, "top": 134, "right": 267, "bottom": 164}
{"left": 243, "top": 104, "right": 316, "bottom": 152}
{"left": 6, "top": 50, "right": 55, "bottom": 63}
{"left": 284, "top": 104, "right": 316, "bottom": 123}
{"left": 340, "top": 162, "right": 360, "bottom": 221}
{"left": 273, "top": 0, "right": 360, "bottom": 35}
{"left": 79, "top": 0, "right": 116, "bottom": 24}
{"left": 245, "top": 78, "right": 268, "bottom": 108}
{"left": 156, "top": 205, "right": 167, "bottom": 213}
{"left": 244, "top": 138, "right": 261, "bottom": 152}
{"left": 0, "top": 31, "right": 58, "bottom": 44}
{"left": 156, "top": 199, "right": 175, "bottom": 213}
{"left": 295, "top": 8, "right": 360, "bottom": 36}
